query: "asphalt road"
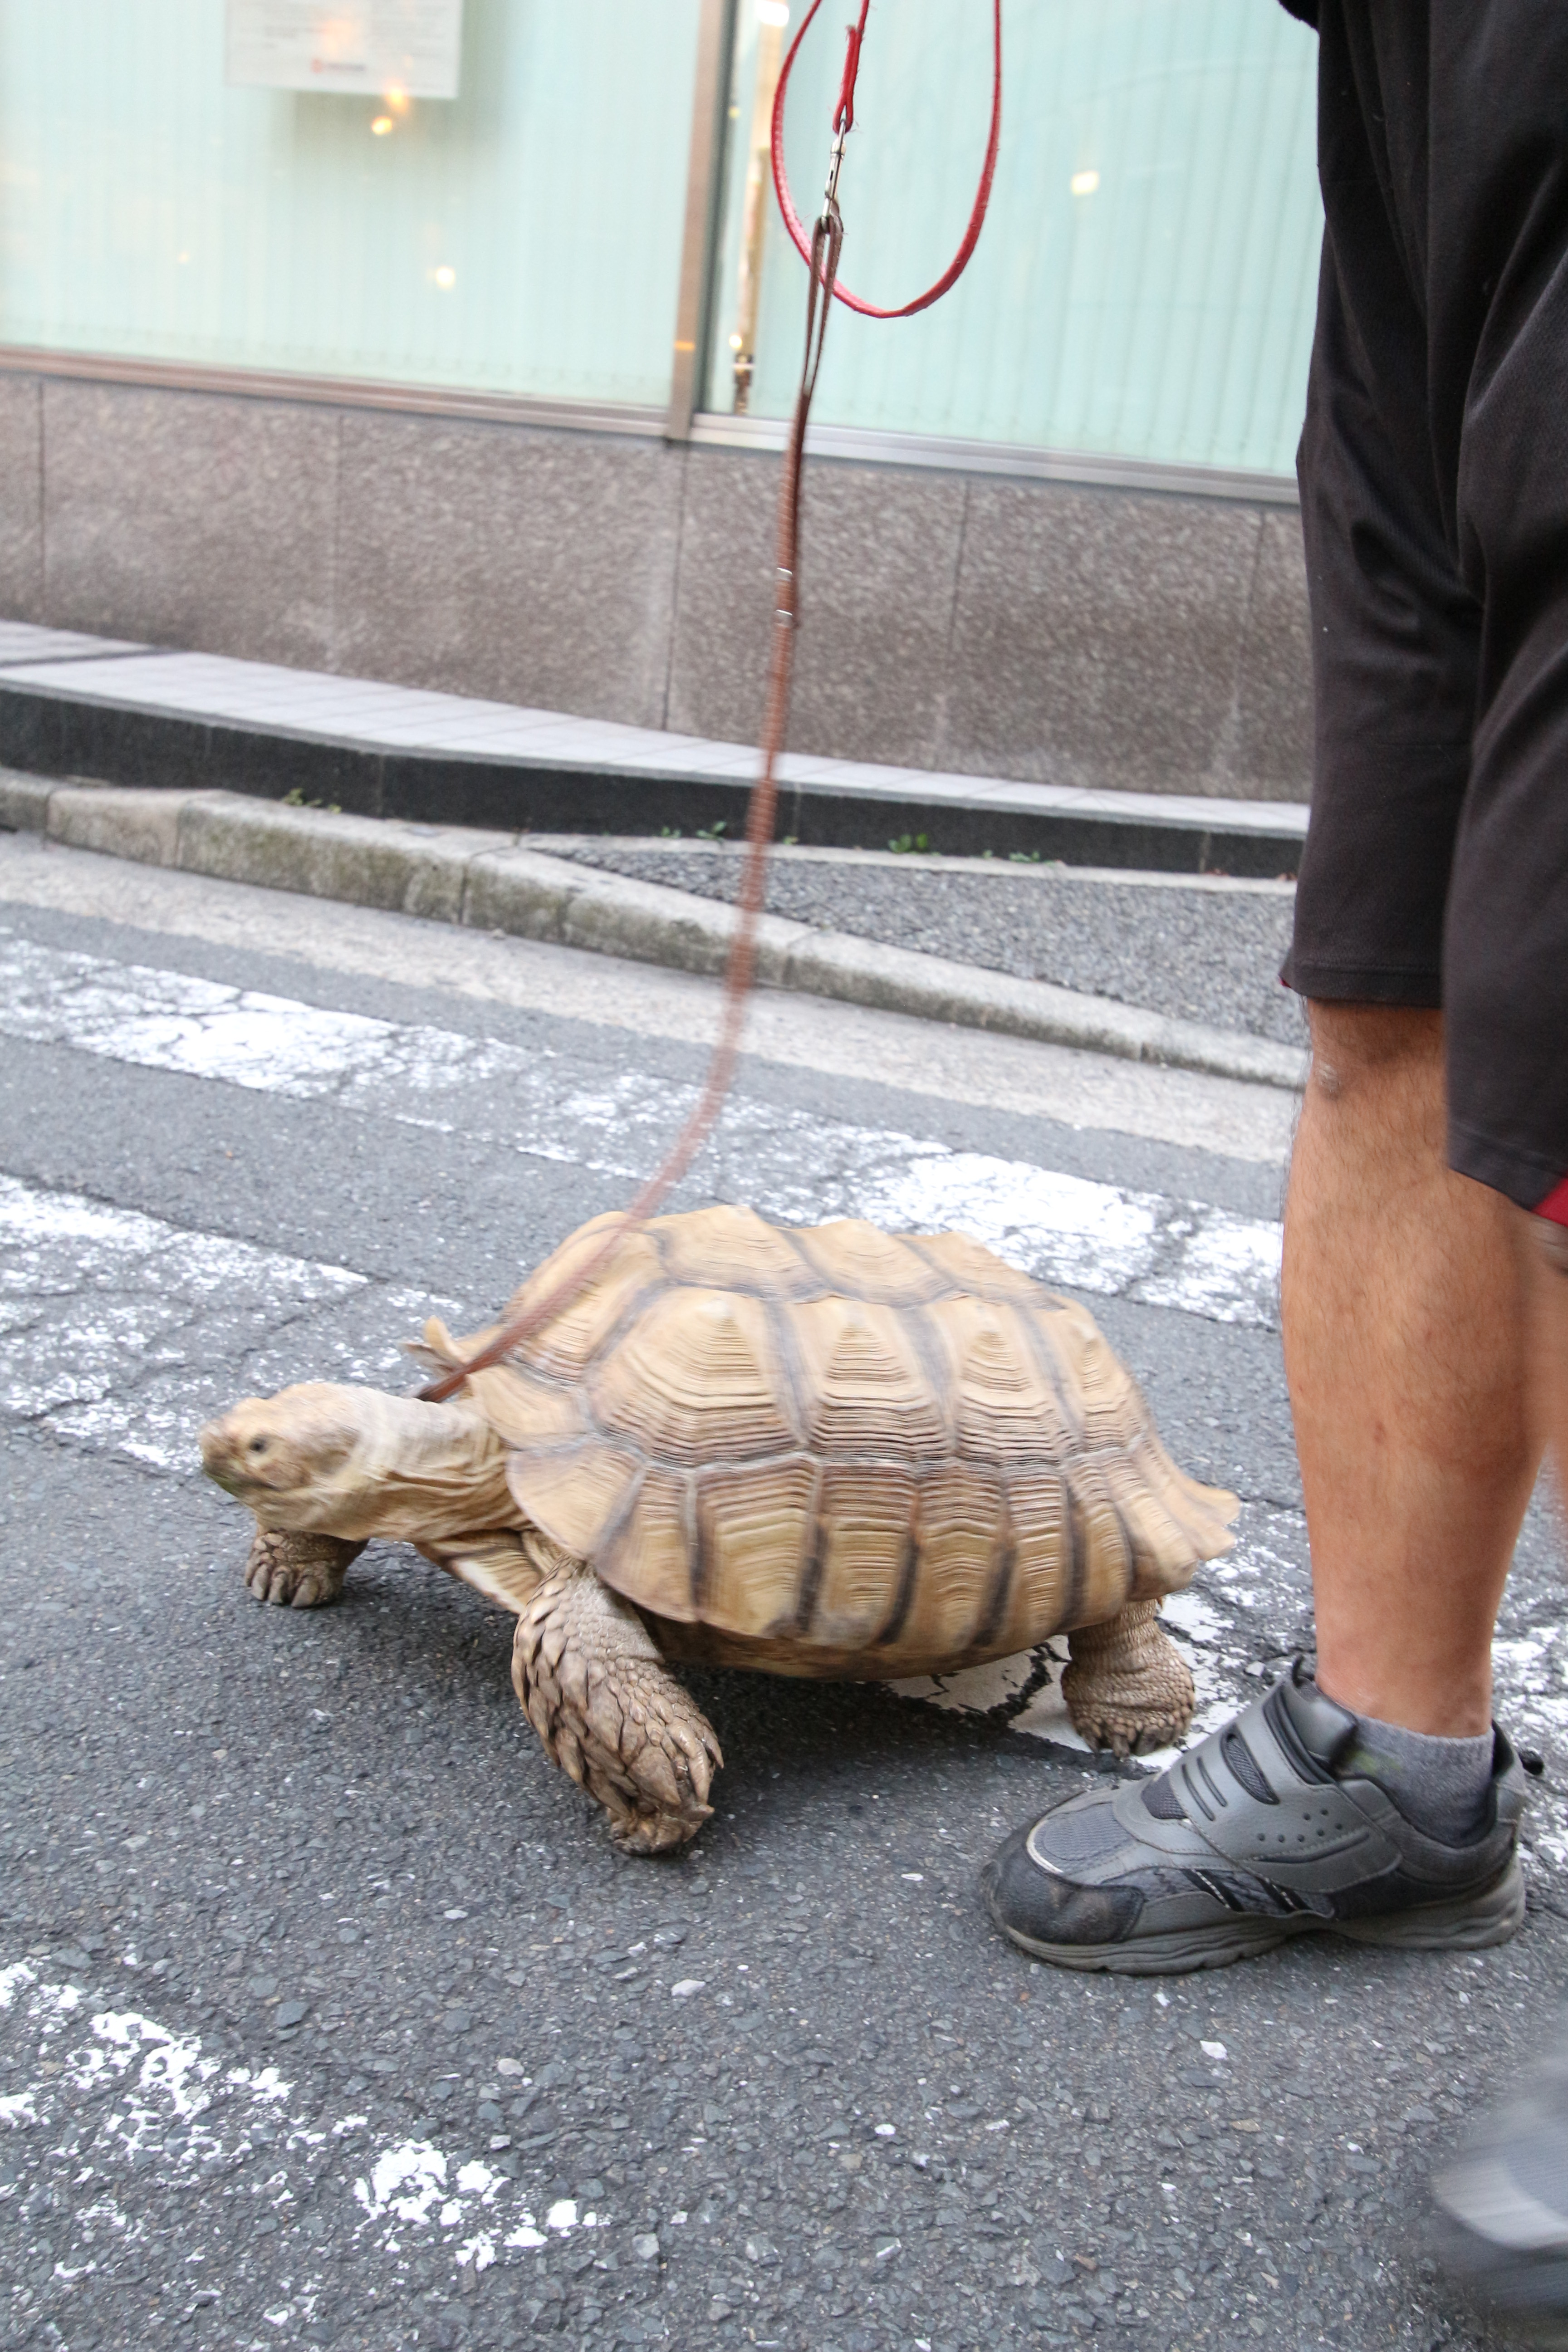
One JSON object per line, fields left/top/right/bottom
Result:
{"left": 2, "top": 832, "right": 1565, "bottom": 2352}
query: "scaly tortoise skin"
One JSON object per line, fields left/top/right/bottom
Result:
{"left": 200, "top": 1207, "right": 1236, "bottom": 1852}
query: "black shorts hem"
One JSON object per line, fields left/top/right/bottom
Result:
{"left": 1449, "top": 1122, "right": 1568, "bottom": 1217}
{"left": 1279, "top": 956, "right": 1444, "bottom": 1008}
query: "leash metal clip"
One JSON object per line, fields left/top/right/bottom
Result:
{"left": 821, "top": 127, "right": 848, "bottom": 223}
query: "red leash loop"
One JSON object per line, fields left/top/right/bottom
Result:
{"left": 772, "top": 0, "right": 1002, "bottom": 320}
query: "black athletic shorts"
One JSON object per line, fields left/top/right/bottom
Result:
{"left": 1279, "top": 0, "right": 1568, "bottom": 1225}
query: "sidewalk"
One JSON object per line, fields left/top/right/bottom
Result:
{"left": 0, "top": 619, "right": 1308, "bottom": 876}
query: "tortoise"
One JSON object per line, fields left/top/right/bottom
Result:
{"left": 199, "top": 1206, "right": 1236, "bottom": 1853}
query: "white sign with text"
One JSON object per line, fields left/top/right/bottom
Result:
{"left": 225, "top": 1, "right": 463, "bottom": 100}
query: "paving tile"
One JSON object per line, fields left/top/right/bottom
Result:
{"left": 388, "top": 725, "right": 568, "bottom": 759}
{"left": 363, "top": 703, "right": 556, "bottom": 738}
{"left": 407, "top": 710, "right": 572, "bottom": 743}
{"left": 0, "top": 625, "right": 148, "bottom": 666}
{"left": 544, "top": 730, "right": 682, "bottom": 768}
{"left": 1069, "top": 784, "right": 1308, "bottom": 832}
{"left": 16, "top": 655, "right": 278, "bottom": 709}
{"left": 789, "top": 757, "right": 925, "bottom": 792}
{"left": 622, "top": 740, "right": 755, "bottom": 777}
{"left": 212, "top": 681, "right": 380, "bottom": 710}
{"left": 0, "top": 617, "right": 1308, "bottom": 852}
{"left": 292, "top": 700, "right": 482, "bottom": 735}
{"left": 0, "top": 659, "right": 183, "bottom": 699}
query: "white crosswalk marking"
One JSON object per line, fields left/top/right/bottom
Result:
{"left": 0, "top": 929, "right": 1283, "bottom": 1329}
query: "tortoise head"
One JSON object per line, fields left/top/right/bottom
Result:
{"left": 199, "top": 1382, "right": 376, "bottom": 1531}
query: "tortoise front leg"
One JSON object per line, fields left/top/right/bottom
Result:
{"left": 1062, "top": 1597, "right": 1196, "bottom": 1759}
{"left": 512, "top": 1559, "right": 722, "bottom": 1854}
{"left": 244, "top": 1528, "right": 365, "bottom": 1609}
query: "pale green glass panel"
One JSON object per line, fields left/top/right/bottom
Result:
{"left": 709, "top": 0, "right": 1322, "bottom": 475}
{"left": 0, "top": 0, "right": 701, "bottom": 407}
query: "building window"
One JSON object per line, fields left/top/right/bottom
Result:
{"left": 705, "top": 0, "right": 1320, "bottom": 475}
{"left": 0, "top": 0, "right": 1320, "bottom": 477}
{"left": 0, "top": 0, "right": 703, "bottom": 409}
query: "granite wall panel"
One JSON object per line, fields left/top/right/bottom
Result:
{"left": 941, "top": 479, "right": 1270, "bottom": 799}
{"left": 12, "top": 368, "right": 1315, "bottom": 803}
{"left": 666, "top": 446, "right": 967, "bottom": 768}
{"left": 1233, "top": 505, "right": 1313, "bottom": 798}
{"left": 333, "top": 414, "right": 683, "bottom": 730}
{"left": 42, "top": 382, "right": 338, "bottom": 666}
{"left": 0, "top": 376, "right": 44, "bottom": 622}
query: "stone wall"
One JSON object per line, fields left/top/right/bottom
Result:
{"left": 0, "top": 372, "right": 1312, "bottom": 802}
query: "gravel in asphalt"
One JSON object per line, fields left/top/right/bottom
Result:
{"left": 0, "top": 843, "right": 1562, "bottom": 2352}
{"left": 544, "top": 842, "right": 1305, "bottom": 1050}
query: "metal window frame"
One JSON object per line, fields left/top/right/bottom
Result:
{"left": 0, "top": 343, "right": 667, "bottom": 439}
{"left": 0, "top": 341, "right": 1298, "bottom": 502}
{"left": 688, "top": 408, "right": 1301, "bottom": 505}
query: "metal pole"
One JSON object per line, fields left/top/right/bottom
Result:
{"left": 665, "top": 0, "right": 738, "bottom": 442}
{"left": 729, "top": 5, "right": 788, "bottom": 413}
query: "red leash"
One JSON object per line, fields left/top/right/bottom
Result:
{"left": 772, "top": 0, "right": 1003, "bottom": 319}
{"left": 420, "top": 5, "right": 999, "bottom": 1405}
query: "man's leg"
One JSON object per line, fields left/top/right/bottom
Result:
{"left": 980, "top": 1010, "right": 1534, "bottom": 1976}
{"left": 1282, "top": 1002, "right": 1542, "bottom": 1736}
{"left": 980, "top": 0, "right": 1568, "bottom": 1980}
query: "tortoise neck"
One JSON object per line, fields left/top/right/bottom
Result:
{"left": 334, "top": 1391, "right": 517, "bottom": 1544}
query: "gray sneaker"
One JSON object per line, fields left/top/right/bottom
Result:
{"left": 1433, "top": 2033, "right": 1568, "bottom": 2347}
{"left": 982, "top": 1661, "right": 1526, "bottom": 1975}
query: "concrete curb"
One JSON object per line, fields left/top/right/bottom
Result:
{"left": 1, "top": 774, "right": 1308, "bottom": 1093}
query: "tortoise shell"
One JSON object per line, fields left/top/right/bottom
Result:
{"left": 424, "top": 1206, "right": 1236, "bottom": 1679}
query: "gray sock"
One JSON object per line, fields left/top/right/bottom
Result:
{"left": 1339, "top": 1712, "right": 1496, "bottom": 1843}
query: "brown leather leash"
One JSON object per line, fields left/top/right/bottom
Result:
{"left": 419, "top": 203, "right": 845, "bottom": 1403}
{"left": 420, "top": 6, "right": 999, "bottom": 1405}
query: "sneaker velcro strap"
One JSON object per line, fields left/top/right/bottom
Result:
{"left": 1158, "top": 1690, "right": 1406, "bottom": 1892}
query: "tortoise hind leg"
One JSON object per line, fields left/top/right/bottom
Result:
{"left": 245, "top": 1528, "right": 365, "bottom": 1608}
{"left": 512, "top": 1559, "right": 722, "bottom": 1854}
{"left": 1062, "top": 1598, "right": 1195, "bottom": 1759}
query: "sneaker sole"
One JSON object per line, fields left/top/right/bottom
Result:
{"left": 992, "top": 1856, "right": 1526, "bottom": 1977}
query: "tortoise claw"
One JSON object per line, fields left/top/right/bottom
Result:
{"left": 1062, "top": 1599, "right": 1196, "bottom": 1758}
{"left": 243, "top": 1529, "right": 364, "bottom": 1609}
